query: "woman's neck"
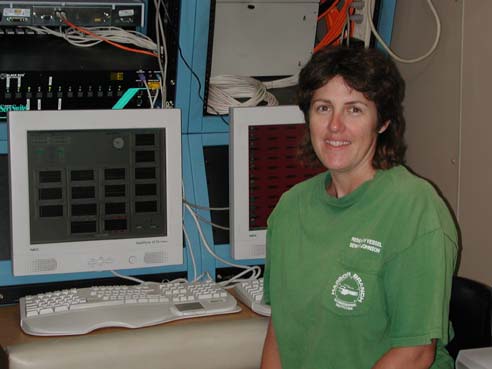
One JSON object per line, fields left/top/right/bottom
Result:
{"left": 327, "top": 168, "right": 377, "bottom": 198}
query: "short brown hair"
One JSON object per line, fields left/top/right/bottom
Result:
{"left": 297, "top": 46, "right": 406, "bottom": 169}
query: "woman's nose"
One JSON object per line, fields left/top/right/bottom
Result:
{"left": 327, "top": 111, "right": 344, "bottom": 133}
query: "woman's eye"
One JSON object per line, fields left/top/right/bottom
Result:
{"left": 316, "top": 105, "right": 330, "bottom": 113}
{"left": 348, "top": 106, "right": 362, "bottom": 114}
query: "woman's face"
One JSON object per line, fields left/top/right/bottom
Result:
{"left": 309, "top": 76, "right": 388, "bottom": 180}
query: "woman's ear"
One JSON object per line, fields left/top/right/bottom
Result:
{"left": 378, "top": 120, "right": 390, "bottom": 134}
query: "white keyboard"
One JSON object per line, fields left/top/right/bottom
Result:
{"left": 20, "top": 280, "right": 241, "bottom": 336}
{"left": 233, "top": 278, "right": 271, "bottom": 316}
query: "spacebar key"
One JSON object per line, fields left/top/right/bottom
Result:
{"left": 69, "top": 300, "right": 123, "bottom": 310}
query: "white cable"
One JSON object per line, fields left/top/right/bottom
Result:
{"left": 141, "top": 79, "right": 155, "bottom": 108}
{"left": 110, "top": 270, "right": 146, "bottom": 284}
{"left": 183, "top": 199, "right": 229, "bottom": 229}
{"left": 219, "top": 268, "right": 262, "bottom": 288}
{"left": 168, "top": 277, "right": 189, "bottom": 284}
{"left": 193, "top": 272, "right": 214, "bottom": 283}
{"left": 340, "top": 9, "right": 350, "bottom": 46}
{"left": 154, "top": 0, "right": 169, "bottom": 107}
{"left": 157, "top": 74, "right": 166, "bottom": 108}
{"left": 207, "top": 72, "right": 299, "bottom": 115}
{"left": 194, "top": 212, "right": 229, "bottom": 231}
{"left": 24, "top": 25, "right": 158, "bottom": 51}
{"left": 184, "top": 203, "right": 261, "bottom": 280}
{"left": 183, "top": 223, "right": 198, "bottom": 281}
{"left": 366, "top": 0, "right": 441, "bottom": 64}
{"left": 207, "top": 75, "right": 279, "bottom": 115}
{"left": 262, "top": 74, "right": 299, "bottom": 89}
{"left": 151, "top": 87, "right": 160, "bottom": 107}
{"left": 183, "top": 199, "right": 229, "bottom": 212}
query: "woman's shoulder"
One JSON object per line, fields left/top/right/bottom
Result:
{"left": 381, "top": 166, "right": 457, "bottom": 238}
{"left": 382, "top": 165, "right": 441, "bottom": 199}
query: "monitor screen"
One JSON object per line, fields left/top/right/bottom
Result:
{"left": 229, "top": 105, "right": 324, "bottom": 260}
{"left": 8, "top": 109, "right": 183, "bottom": 276}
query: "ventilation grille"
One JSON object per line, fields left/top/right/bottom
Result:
{"left": 144, "top": 251, "right": 167, "bottom": 264}
{"left": 31, "top": 258, "right": 57, "bottom": 272}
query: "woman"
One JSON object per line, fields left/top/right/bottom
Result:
{"left": 261, "top": 46, "right": 458, "bottom": 369}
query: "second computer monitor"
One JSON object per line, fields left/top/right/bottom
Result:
{"left": 229, "top": 105, "right": 324, "bottom": 260}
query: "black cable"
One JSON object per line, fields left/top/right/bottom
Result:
{"left": 160, "top": 2, "right": 229, "bottom": 125}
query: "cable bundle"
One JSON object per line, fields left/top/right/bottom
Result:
{"left": 207, "top": 75, "right": 279, "bottom": 115}
{"left": 25, "top": 25, "right": 158, "bottom": 52}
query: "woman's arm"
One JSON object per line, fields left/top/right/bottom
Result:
{"left": 371, "top": 340, "right": 436, "bottom": 369}
{"left": 260, "top": 318, "right": 282, "bottom": 369}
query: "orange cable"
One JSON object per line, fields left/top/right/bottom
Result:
{"left": 314, "top": 0, "right": 355, "bottom": 52}
{"left": 60, "top": 17, "right": 158, "bottom": 58}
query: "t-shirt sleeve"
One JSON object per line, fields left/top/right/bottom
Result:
{"left": 263, "top": 198, "right": 283, "bottom": 307}
{"left": 262, "top": 222, "right": 273, "bottom": 306}
{"left": 384, "top": 229, "right": 457, "bottom": 347}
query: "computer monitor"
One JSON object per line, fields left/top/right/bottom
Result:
{"left": 229, "top": 105, "right": 324, "bottom": 260}
{"left": 456, "top": 347, "right": 492, "bottom": 369}
{"left": 8, "top": 109, "right": 183, "bottom": 276}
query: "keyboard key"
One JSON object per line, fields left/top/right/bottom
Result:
{"left": 233, "top": 278, "right": 271, "bottom": 317}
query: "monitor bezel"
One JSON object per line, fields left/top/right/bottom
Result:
{"left": 229, "top": 105, "right": 305, "bottom": 260}
{"left": 8, "top": 109, "right": 183, "bottom": 276}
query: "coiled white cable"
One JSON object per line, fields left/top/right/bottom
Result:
{"left": 367, "top": 0, "right": 441, "bottom": 64}
{"left": 207, "top": 68, "right": 300, "bottom": 115}
{"left": 207, "top": 75, "right": 279, "bottom": 115}
{"left": 262, "top": 73, "right": 299, "bottom": 89}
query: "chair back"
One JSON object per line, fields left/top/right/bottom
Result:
{"left": 446, "top": 276, "right": 492, "bottom": 360}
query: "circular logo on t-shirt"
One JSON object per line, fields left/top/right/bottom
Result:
{"left": 331, "top": 272, "right": 365, "bottom": 311}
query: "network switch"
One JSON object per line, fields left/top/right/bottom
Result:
{"left": 0, "top": 0, "right": 144, "bottom": 28}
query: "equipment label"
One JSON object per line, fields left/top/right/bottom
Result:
{"left": 3, "top": 8, "right": 31, "bottom": 17}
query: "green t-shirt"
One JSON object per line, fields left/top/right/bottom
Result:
{"left": 263, "top": 166, "right": 458, "bottom": 369}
